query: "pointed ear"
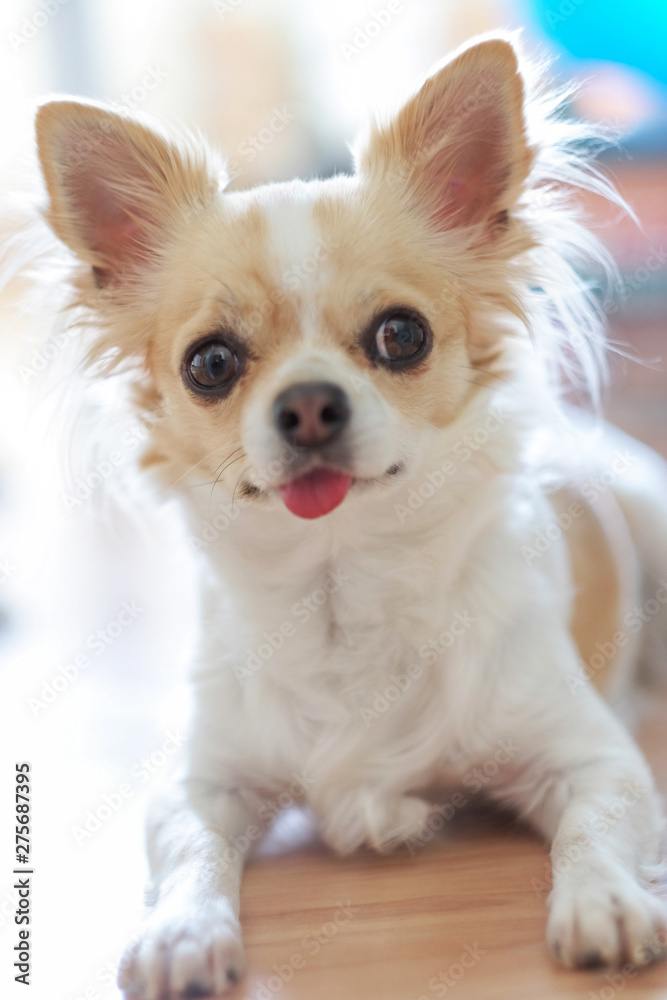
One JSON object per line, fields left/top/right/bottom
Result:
{"left": 35, "top": 100, "right": 222, "bottom": 286}
{"left": 356, "top": 38, "right": 533, "bottom": 236}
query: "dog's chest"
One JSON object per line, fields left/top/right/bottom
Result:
{"left": 229, "top": 546, "right": 480, "bottom": 781}
{"left": 204, "top": 482, "right": 531, "bottom": 791}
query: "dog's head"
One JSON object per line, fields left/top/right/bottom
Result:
{"left": 35, "top": 37, "right": 540, "bottom": 521}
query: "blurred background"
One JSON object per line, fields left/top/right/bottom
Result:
{"left": 0, "top": 2, "right": 666, "bottom": 999}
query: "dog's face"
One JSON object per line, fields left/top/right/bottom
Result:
{"left": 36, "top": 37, "right": 532, "bottom": 520}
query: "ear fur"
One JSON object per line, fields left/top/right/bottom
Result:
{"left": 356, "top": 37, "right": 534, "bottom": 237}
{"left": 35, "top": 100, "right": 222, "bottom": 286}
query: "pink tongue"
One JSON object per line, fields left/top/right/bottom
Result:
{"left": 279, "top": 468, "right": 352, "bottom": 519}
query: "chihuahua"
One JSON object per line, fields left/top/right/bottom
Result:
{"left": 24, "top": 32, "right": 667, "bottom": 999}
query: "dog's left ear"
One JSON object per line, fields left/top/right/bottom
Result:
{"left": 356, "top": 37, "right": 533, "bottom": 238}
{"left": 35, "top": 100, "right": 221, "bottom": 288}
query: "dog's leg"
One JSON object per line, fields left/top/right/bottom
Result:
{"left": 490, "top": 643, "right": 666, "bottom": 968}
{"left": 542, "top": 751, "right": 666, "bottom": 969}
{"left": 118, "top": 781, "right": 264, "bottom": 999}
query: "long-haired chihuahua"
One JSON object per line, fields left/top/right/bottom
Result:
{"left": 14, "top": 32, "right": 667, "bottom": 998}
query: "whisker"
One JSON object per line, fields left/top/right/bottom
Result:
{"left": 187, "top": 479, "right": 231, "bottom": 489}
{"left": 209, "top": 450, "right": 245, "bottom": 509}
{"left": 208, "top": 447, "right": 244, "bottom": 483}
{"left": 170, "top": 445, "right": 243, "bottom": 489}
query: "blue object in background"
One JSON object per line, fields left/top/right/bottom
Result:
{"left": 529, "top": 0, "right": 667, "bottom": 87}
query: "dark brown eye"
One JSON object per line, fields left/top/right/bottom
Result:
{"left": 372, "top": 312, "right": 429, "bottom": 367}
{"left": 185, "top": 338, "right": 242, "bottom": 394}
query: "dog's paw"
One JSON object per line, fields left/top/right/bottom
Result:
{"left": 366, "top": 794, "right": 434, "bottom": 852}
{"left": 117, "top": 895, "right": 244, "bottom": 999}
{"left": 317, "top": 789, "right": 434, "bottom": 854}
{"left": 547, "top": 870, "right": 667, "bottom": 969}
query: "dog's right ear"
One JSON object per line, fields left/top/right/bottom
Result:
{"left": 35, "top": 100, "right": 222, "bottom": 288}
{"left": 355, "top": 37, "right": 533, "bottom": 241}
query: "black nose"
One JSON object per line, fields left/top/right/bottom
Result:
{"left": 273, "top": 381, "right": 350, "bottom": 449}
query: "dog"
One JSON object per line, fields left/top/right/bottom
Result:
{"left": 20, "top": 31, "right": 667, "bottom": 998}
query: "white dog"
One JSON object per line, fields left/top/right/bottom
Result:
{"left": 20, "top": 32, "right": 667, "bottom": 999}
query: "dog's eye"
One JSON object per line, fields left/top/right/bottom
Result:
{"left": 185, "top": 338, "right": 242, "bottom": 394}
{"left": 371, "top": 312, "right": 429, "bottom": 367}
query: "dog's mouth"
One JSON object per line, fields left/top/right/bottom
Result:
{"left": 278, "top": 467, "right": 353, "bottom": 519}
{"left": 238, "top": 462, "right": 404, "bottom": 518}
{"left": 268, "top": 461, "right": 403, "bottom": 520}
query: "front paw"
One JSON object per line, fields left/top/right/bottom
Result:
{"left": 547, "top": 869, "right": 667, "bottom": 968}
{"left": 118, "top": 895, "right": 244, "bottom": 999}
{"left": 319, "top": 790, "right": 434, "bottom": 854}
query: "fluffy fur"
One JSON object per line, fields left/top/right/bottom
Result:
{"left": 13, "top": 32, "right": 667, "bottom": 997}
